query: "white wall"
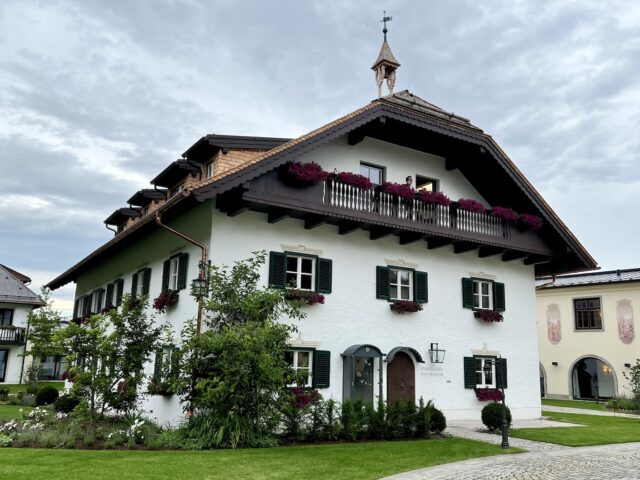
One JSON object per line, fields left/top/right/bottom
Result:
{"left": 0, "top": 303, "right": 33, "bottom": 384}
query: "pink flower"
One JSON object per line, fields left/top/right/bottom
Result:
{"left": 332, "top": 171, "right": 373, "bottom": 190}
{"left": 491, "top": 206, "right": 519, "bottom": 222}
{"left": 380, "top": 182, "right": 416, "bottom": 200}
{"left": 520, "top": 214, "right": 544, "bottom": 230}
{"left": 416, "top": 190, "right": 452, "bottom": 206}
{"left": 286, "top": 162, "right": 329, "bottom": 183}
{"left": 457, "top": 198, "right": 486, "bottom": 213}
{"left": 389, "top": 300, "right": 423, "bottom": 314}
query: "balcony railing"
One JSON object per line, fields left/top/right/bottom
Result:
{"left": 324, "top": 179, "right": 508, "bottom": 239}
{"left": 0, "top": 326, "right": 27, "bottom": 345}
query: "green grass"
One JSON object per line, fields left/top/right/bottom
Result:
{"left": 0, "top": 404, "right": 32, "bottom": 420}
{"left": 0, "top": 438, "right": 519, "bottom": 480}
{"left": 511, "top": 411, "right": 640, "bottom": 446}
{"left": 541, "top": 398, "right": 608, "bottom": 411}
{"left": 1, "top": 382, "right": 64, "bottom": 394}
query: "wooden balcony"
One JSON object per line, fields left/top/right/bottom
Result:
{"left": 0, "top": 326, "right": 26, "bottom": 346}
{"left": 221, "top": 172, "right": 554, "bottom": 260}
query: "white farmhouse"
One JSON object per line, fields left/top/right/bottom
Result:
{"left": 0, "top": 265, "right": 43, "bottom": 384}
{"left": 46, "top": 35, "right": 596, "bottom": 424}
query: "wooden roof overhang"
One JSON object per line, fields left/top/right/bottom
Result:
{"left": 151, "top": 159, "right": 201, "bottom": 188}
{"left": 192, "top": 101, "right": 596, "bottom": 276}
{"left": 127, "top": 189, "right": 167, "bottom": 207}
{"left": 104, "top": 208, "right": 142, "bottom": 226}
{"left": 183, "top": 134, "right": 291, "bottom": 163}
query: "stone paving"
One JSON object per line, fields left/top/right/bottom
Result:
{"left": 543, "top": 405, "right": 640, "bottom": 418}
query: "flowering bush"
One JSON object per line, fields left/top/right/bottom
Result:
{"left": 491, "top": 206, "right": 519, "bottom": 222}
{"left": 284, "top": 289, "right": 325, "bottom": 306}
{"left": 389, "top": 300, "right": 423, "bottom": 314}
{"left": 474, "top": 310, "right": 504, "bottom": 322}
{"left": 330, "top": 171, "right": 373, "bottom": 190}
{"left": 290, "top": 388, "right": 322, "bottom": 409}
{"left": 457, "top": 198, "right": 486, "bottom": 213}
{"left": 283, "top": 161, "right": 329, "bottom": 185}
{"left": 520, "top": 213, "right": 544, "bottom": 231}
{"left": 379, "top": 182, "right": 416, "bottom": 200}
{"left": 416, "top": 190, "right": 452, "bottom": 206}
{"left": 475, "top": 387, "right": 504, "bottom": 402}
{"left": 153, "top": 290, "right": 178, "bottom": 313}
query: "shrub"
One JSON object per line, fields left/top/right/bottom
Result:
{"left": 0, "top": 388, "right": 9, "bottom": 401}
{"left": 429, "top": 407, "right": 446, "bottom": 433}
{"left": 35, "top": 386, "right": 60, "bottom": 406}
{"left": 340, "top": 400, "right": 357, "bottom": 441}
{"left": 54, "top": 395, "right": 80, "bottom": 413}
{"left": 481, "top": 402, "right": 512, "bottom": 432}
{"left": 0, "top": 434, "right": 12, "bottom": 447}
{"left": 323, "top": 399, "right": 340, "bottom": 441}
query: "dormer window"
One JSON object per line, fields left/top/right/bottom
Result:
{"left": 169, "top": 184, "right": 185, "bottom": 199}
{"left": 206, "top": 162, "right": 214, "bottom": 178}
{"left": 141, "top": 207, "right": 149, "bottom": 216}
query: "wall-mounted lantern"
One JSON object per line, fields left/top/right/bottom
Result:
{"left": 428, "top": 343, "right": 446, "bottom": 364}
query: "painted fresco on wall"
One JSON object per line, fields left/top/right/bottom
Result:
{"left": 617, "top": 299, "right": 634, "bottom": 344}
{"left": 546, "top": 303, "right": 561, "bottom": 344}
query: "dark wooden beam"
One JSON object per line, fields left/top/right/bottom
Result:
{"left": 347, "top": 129, "right": 366, "bottom": 146}
{"left": 502, "top": 250, "right": 528, "bottom": 262}
{"left": 370, "top": 226, "right": 393, "bottom": 240}
{"left": 399, "top": 232, "right": 423, "bottom": 245}
{"left": 338, "top": 221, "right": 360, "bottom": 235}
{"left": 453, "top": 241, "right": 477, "bottom": 254}
{"left": 304, "top": 214, "right": 326, "bottom": 230}
{"left": 217, "top": 188, "right": 248, "bottom": 217}
{"left": 267, "top": 207, "right": 288, "bottom": 224}
{"left": 426, "top": 237, "right": 452, "bottom": 250}
{"left": 226, "top": 203, "right": 248, "bottom": 217}
{"left": 524, "top": 254, "right": 552, "bottom": 266}
{"left": 478, "top": 246, "right": 504, "bottom": 258}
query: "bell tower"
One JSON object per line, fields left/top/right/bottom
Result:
{"left": 372, "top": 12, "right": 401, "bottom": 98}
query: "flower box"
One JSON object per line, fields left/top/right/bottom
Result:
{"left": 280, "top": 161, "right": 329, "bottom": 186}
{"left": 330, "top": 171, "right": 373, "bottom": 190}
{"left": 474, "top": 310, "right": 504, "bottom": 322}
{"left": 147, "top": 381, "right": 172, "bottom": 397}
{"left": 378, "top": 182, "right": 416, "bottom": 201}
{"left": 491, "top": 206, "right": 519, "bottom": 222}
{"left": 416, "top": 190, "right": 451, "bottom": 206}
{"left": 153, "top": 290, "right": 179, "bottom": 313}
{"left": 520, "top": 213, "right": 544, "bottom": 231}
{"left": 457, "top": 198, "right": 486, "bottom": 213}
{"left": 284, "top": 289, "right": 325, "bottom": 306}
{"left": 389, "top": 300, "right": 423, "bottom": 314}
{"left": 474, "top": 387, "right": 504, "bottom": 401}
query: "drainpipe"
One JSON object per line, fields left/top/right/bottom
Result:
{"left": 155, "top": 212, "right": 208, "bottom": 334}
{"left": 105, "top": 223, "right": 117, "bottom": 236}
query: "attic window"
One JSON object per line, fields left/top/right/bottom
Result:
{"left": 206, "top": 162, "right": 214, "bottom": 178}
{"left": 169, "top": 183, "right": 185, "bottom": 199}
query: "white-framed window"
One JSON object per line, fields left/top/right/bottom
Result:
{"left": 135, "top": 269, "right": 146, "bottom": 296}
{"left": 359, "top": 162, "right": 384, "bottom": 185}
{"left": 285, "top": 349, "right": 313, "bottom": 387}
{"left": 389, "top": 268, "right": 413, "bottom": 301}
{"left": 169, "top": 256, "right": 180, "bottom": 290}
{"left": 473, "top": 279, "right": 493, "bottom": 310}
{"left": 475, "top": 357, "right": 496, "bottom": 388}
{"left": 206, "top": 162, "right": 214, "bottom": 178}
{"left": 91, "top": 290, "right": 103, "bottom": 313}
{"left": 286, "top": 255, "right": 315, "bottom": 290}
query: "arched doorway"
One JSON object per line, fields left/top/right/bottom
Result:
{"left": 571, "top": 357, "right": 616, "bottom": 399}
{"left": 387, "top": 352, "right": 415, "bottom": 404}
{"left": 539, "top": 363, "right": 547, "bottom": 398}
{"left": 342, "top": 345, "right": 384, "bottom": 405}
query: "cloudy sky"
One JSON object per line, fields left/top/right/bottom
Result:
{"left": 1, "top": 0, "right": 639, "bottom": 314}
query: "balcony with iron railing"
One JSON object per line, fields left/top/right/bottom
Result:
{"left": 0, "top": 326, "right": 27, "bottom": 346}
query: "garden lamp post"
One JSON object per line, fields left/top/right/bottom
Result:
{"left": 483, "top": 359, "right": 509, "bottom": 448}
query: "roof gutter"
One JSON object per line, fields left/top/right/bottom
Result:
{"left": 155, "top": 211, "right": 207, "bottom": 334}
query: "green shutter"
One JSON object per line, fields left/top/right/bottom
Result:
{"left": 153, "top": 349, "right": 163, "bottom": 382}
{"left": 312, "top": 350, "right": 331, "bottom": 388}
{"left": 97, "top": 289, "right": 105, "bottom": 311}
{"left": 462, "top": 278, "right": 474, "bottom": 309}
{"left": 116, "top": 279, "right": 124, "bottom": 306}
{"left": 131, "top": 273, "right": 138, "bottom": 296}
{"left": 493, "top": 282, "right": 506, "bottom": 312}
{"left": 105, "top": 283, "right": 114, "bottom": 307}
{"left": 170, "top": 347, "right": 180, "bottom": 378}
{"left": 316, "top": 258, "right": 332, "bottom": 294}
{"left": 177, "top": 253, "right": 189, "bottom": 290}
{"left": 73, "top": 299, "right": 80, "bottom": 318}
{"left": 495, "top": 358, "right": 508, "bottom": 388}
{"left": 463, "top": 356, "right": 477, "bottom": 389}
{"left": 268, "top": 251, "right": 287, "bottom": 288}
{"left": 376, "top": 266, "right": 390, "bottom": 300}
{"left": 414, "top": 271, "right": 428, "bottom": 304}
{"left": 82, "top": 295, "right": 91, "bottom": 316}
{"left": 142, "top": 268, "right": 151, "bottom": 295}
{"left": 162, "top": 260, "right": 170, "bottom": 291}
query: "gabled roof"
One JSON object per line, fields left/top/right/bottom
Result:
{"left": 151, "top": 159, "right": 201, "bottom": 188}
{"left": 46, "top": 90, "right": 597, "bottom": 290}
{"left": 0, "top": 264, "right": 31, "bottom": 284}
{"left": 0, "top": 265, "right": 43, "bottom": 306}
{"left": 537, "top": 268, "right": 640, "bottom": 289}
{"left": 104, "top": 208, "right": 141, "bottom": 226}
{"left": 372, "top": 39, "right": 400, "bottom": 68}
{"left": 127, "top": 189, "right": 167, "bottom": 207}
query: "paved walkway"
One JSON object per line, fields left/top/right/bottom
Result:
{"left": 543, "top": 405, "right": 640, "bottom": 418}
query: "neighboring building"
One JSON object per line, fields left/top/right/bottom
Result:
{"left": 0, "top": 265, "right": 43, "bottom": 384}
{"left": 536, "top": 269, "right": 640, "bottom": 400}
{"left": 46, "top": 32, "right": 596, "bottom": 423}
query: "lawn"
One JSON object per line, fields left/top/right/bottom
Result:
{"left": 0, "top": 404, "right": 32, "bottom": 420}
{"left": 1, "top": 382, "right": 64, "bottom": 394}
{"left": 0, "top": 438, "right": 519, "bottom": 480}
{"left": 511, "top": 411, "right": 640, "bottom": 446}
{"left": 541, "top": 398, "right": 608, "bottom": 411}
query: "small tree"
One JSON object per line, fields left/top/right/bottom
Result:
{"left": 174, "top": 251, "right": 306, "bottom": 448}
{"left": 25, "top": 288, "right": 64, "bottom": 382}
{"left": 623, "top": 359, "right": 640, "bottom": 404}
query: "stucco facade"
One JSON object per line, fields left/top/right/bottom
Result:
{"left": 537, "top": 273, "right": 640, "bottom": 400}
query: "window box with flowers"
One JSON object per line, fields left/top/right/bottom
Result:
{"left": 329, "top": 171, "right": 373, "bottom": 190}
{"left": 491, "top": 206, "right": 519, "bottom": 223}
{"left": 474, "top": 387, "right": 505, "bottom": 401}
{"left": 389, "top": 300, "right": 423, "bottom": 314}
{"left": 153, "top": 290, "right": 179, "bottom": 313}
{"left": 474, "top": 310, "right": 504, "bottom": 322}
{"left": 284, "top": 289, "right": 325, "bottom": 306}
{"left": 415, "top": 190, "right": 452, "bottom": 206}
{"left": 462, "top": 277, "right": 506, "bottom": 322}
{"left": 280, "top": 161, "right": 329, "bottom": 187}
{"left": 519, "top": 213, "right": 544, "bottom": 231}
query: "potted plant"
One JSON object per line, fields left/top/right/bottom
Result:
{"left": 153, "top": 290, "right": 179, "bottom": 313}
{"left": 280, "top": 161, "right": 329, "bottom": 186}
{"left": 284, "top": 289, "right": 325, "bottom": 306}
{"left": 389, "top": 300, "right": 423, "bottom": 314}
{"left": 474, "top": 310, "right": 504, "bottom": 322}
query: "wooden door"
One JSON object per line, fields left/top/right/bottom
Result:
{"left": 387, "top": 352, "right": 415, "bottom": 404}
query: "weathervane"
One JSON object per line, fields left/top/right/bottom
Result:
{"left": 372, "top": 11, "right": 400, "bottom": 98}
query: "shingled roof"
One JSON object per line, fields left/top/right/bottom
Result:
{"left": 372, "top": 39, "right": 401, "bottom": 68}
{"left": 537, "top": 268, "right": 640, "bottom": 289}
{"left": 0, "top": 265, "right": 43, "bottom": 306}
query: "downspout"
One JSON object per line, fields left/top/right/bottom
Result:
{"left": 156, "top": 211, "right": 207, "bottom": 334}
{"left": 105, "top": 223, "right": 117, "bottom": 236}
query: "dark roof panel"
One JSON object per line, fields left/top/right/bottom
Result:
{"left": 127, "top": 189, "right": 167, "bottom": 207}
{"left": 537, "top": 268, "right": 640, "bottom": 289}
{"left": 104, "top": 208, "right": 141, "bottom": 226}
{"left": 151, "top": 160, "right": 201, "bottom": 188}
